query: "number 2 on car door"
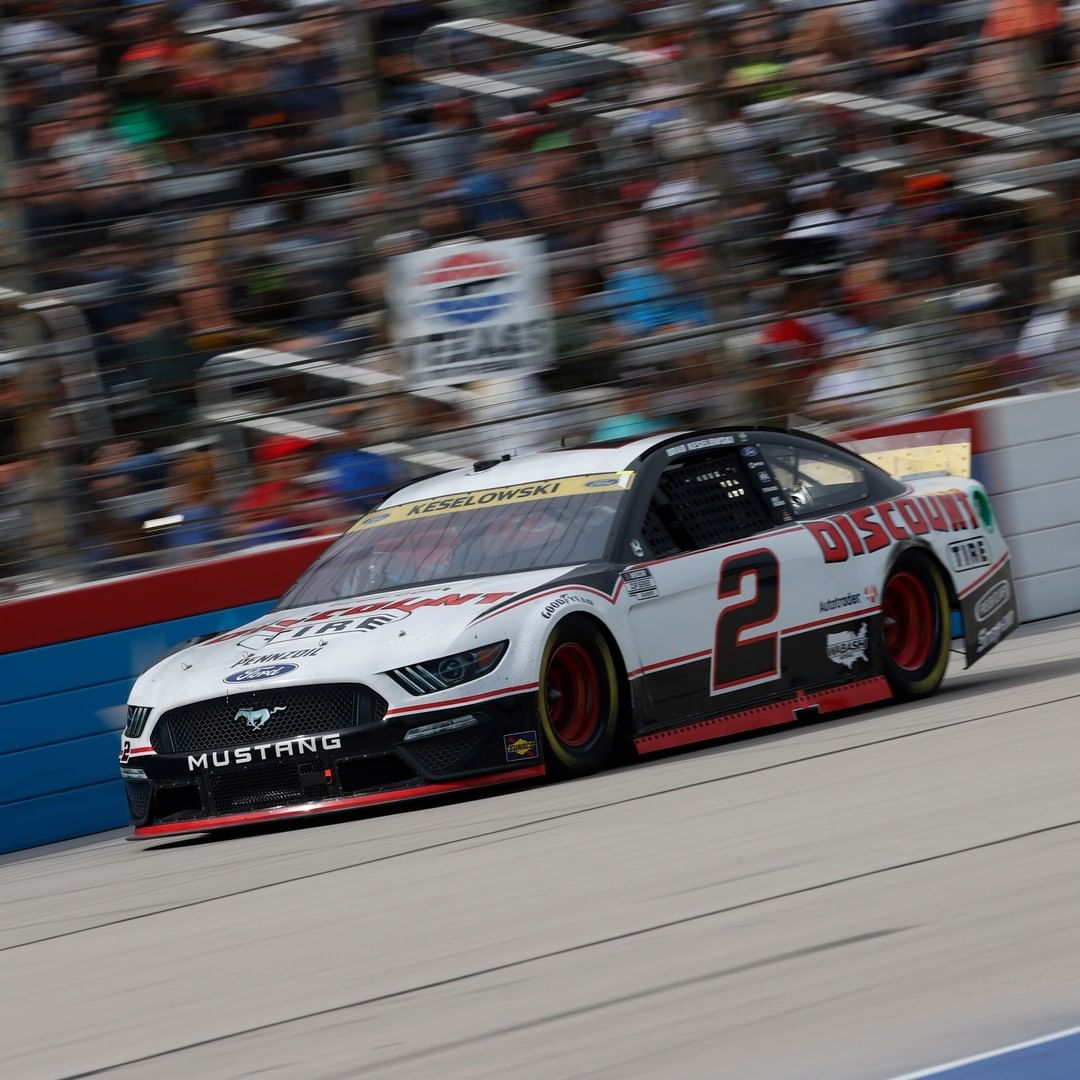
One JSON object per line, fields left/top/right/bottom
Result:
{"left": 711, "top": 548, "right": 781, "bottom": 694}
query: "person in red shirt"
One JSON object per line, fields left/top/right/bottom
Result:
{"left": 228, "top": 435, "right": 339, "bottom": 549}
{"left": 751, "top": 269, "right": 837, "bottom": 419}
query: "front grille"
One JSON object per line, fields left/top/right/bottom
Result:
{"left": 124, "top": 778, "right": 151, "bottom": 820}
{"left": 405, "top": 729, "right": 486, "bottom": 775}
{"left": 151, "top": 684, "right": 387, "bottom": 754}
{"left": 210, "top": 762, "right": 307, "bottom": 813}
{"left": 125, "top": 705, "right": 151, "bottom": 739}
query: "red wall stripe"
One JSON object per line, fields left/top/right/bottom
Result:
{"left": 0, "top": 536, "right": 333, "bottom": 655}
{"left": 840, "top": 409, "right": 988, "bottom": 455}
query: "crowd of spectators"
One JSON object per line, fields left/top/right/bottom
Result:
{"left": 3, "top": 0, "right": 1080, "bottom": 590}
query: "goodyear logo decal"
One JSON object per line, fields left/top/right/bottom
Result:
{"left": 350, "top": 473, "right": 634, "bottom": 530}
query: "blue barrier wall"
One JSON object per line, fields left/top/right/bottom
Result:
{"left": 0, "top": 602, "right": 273, "bottom": 854}
{"left": 0, "top": 536, "right": 333, "bottom": 855}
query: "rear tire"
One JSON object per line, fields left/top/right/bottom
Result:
{"left": 881, "top": 552, "right": 951, "bottom": 700}
{"left": 537, "top": 616, "right": 620, "bottom": 776}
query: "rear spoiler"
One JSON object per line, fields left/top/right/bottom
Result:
{"left": 839, "top": 427, "right": 972, "bottom": 481}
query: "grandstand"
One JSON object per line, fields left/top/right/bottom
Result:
{"left": 3, "top": 0, "right": 1080, "bottom": 593}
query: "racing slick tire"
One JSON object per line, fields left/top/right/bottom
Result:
{"left": 880, "top": 551, "right": 951, "bottom": 701}
{"left": 537, "top": 616, "right": 620, "bottom": 777}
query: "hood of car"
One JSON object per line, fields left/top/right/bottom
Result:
{"left": 131, "top": 566, "right": 582, "bottom": 707}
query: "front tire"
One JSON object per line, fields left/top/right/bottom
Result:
{"left": 881, "top": 552, "right": 951, "bottom": 700}
{"left": 537, "top": 616, "right": 620, "bottom": 776}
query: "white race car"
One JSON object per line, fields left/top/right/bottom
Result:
{"left": 121, "top": 428, "right": 1017, "bottom": 838}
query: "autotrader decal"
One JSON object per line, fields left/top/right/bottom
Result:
{"left": 819, "top": 592, "right": 860, "bottom": 613}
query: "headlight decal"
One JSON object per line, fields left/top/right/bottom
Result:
{"left": 389, "top": 642, "right": 508, "bottom": 696}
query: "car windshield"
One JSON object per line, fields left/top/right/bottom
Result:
{"left": 279, "top": 473, "right": 631, "bottom": 607}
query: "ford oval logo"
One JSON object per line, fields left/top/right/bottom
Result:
{"left": 974, "top": 581, "right": 1011, "bottom": 623}
{"left": 223, "top": 663, "right": 298, "bottom": 684}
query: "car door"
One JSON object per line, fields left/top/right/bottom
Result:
{"left": 621, "top": 439, "right": 873, "bottom": 730}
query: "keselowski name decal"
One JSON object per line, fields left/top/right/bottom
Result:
{"left": 806, "top": 490, "right": 979, "bottom": 564}
{"left": 348, "top": 472, "right": 634, "bottom": 529}
{"left": 187, "top": 733, "right": 341, "bottom": 771}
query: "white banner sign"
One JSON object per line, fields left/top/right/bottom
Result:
{"left": 389, "top": 237, "right": 552, "bottom": 387}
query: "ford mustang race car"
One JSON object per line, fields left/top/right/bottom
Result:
{"left": 121, "top": 427, "right": 1017, "bottom": 838}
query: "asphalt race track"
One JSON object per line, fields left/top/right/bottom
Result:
{"left": 3, "top": 615, "right": 1080, "bottom": 1080}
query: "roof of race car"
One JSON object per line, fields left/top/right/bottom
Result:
{"left": 378, "top": 430, "right": 693, "bottom": 507}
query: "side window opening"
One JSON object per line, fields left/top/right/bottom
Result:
{"left": 645, "top": 451, "right": 774, "bottom": 554}
{"left": 760, "top": 444, "right": 869, "bottom": 516}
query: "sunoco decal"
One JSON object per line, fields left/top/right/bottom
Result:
{"left": 223, "top": 664, "right": 298, "bottom": 684}
{"left": 349, "top": 473, "right": 634, "bottom": 529}
{"left": 826, "top": 623, "right": 869, "bottom": 669}
{"left": 504, "top": 730, "right": 539, "bottom": 761}
{"left": 974, "top": 580, "right": 1011, "bottom": 623}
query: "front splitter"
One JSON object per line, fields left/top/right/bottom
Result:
{"left": 129, "top": 765, "right": 546, "bottom": 839}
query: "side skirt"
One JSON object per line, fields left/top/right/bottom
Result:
{"left": 632, "top": 676, "right": 892, "bottom": 755}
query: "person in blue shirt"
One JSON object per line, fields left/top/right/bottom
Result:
{"left": 321, "top": 410, "right": 404, "bottom": 513}
{"left": 590, "top": 373, "right": 676, "bottom": 443}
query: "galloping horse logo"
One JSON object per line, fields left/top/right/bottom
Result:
{"left": 235, "top": 705, "right": 286, "bottom": 732}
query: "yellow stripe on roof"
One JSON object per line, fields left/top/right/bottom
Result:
{"left": 350, "top": 471, "right": 635, "bottom": 530}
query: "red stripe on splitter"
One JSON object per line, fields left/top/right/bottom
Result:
{"left": 130, "top": 766, "right": 546, "bottom": 839}
{"left": 633, "top": 677, "right": 892, "bottom": 754}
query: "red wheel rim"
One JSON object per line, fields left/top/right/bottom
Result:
{"left": 883, "top": 571, "right": 934, "bottom": 671}
{"left": 545, "top": 642, "right": 601, "bottom": 747}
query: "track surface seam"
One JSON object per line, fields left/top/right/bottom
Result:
{"left": 6, "top": 687, "right": 1077, "bottom": 955}
{"left": 60, "top": 815, "right": 1080, "bottom": 1078}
